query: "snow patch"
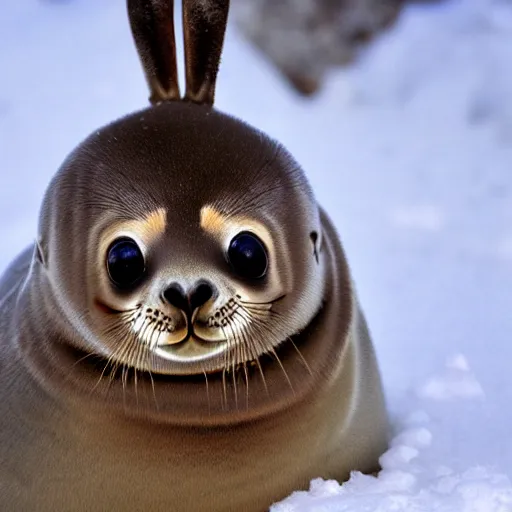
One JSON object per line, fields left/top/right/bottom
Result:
{"left": 418, "top": 354, "right": 485, "bottom": 401}
{"left": 271, "top": 358, "right": 511, "bottom": 511}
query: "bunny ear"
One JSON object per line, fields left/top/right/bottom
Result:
{"left": 182, "top": 0, "right": 230, "bottom": 106}
{"left": 128, "top": 0, "right": 180, "bottom": 104}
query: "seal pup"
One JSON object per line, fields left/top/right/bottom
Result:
{"left": 0, "top": 1, "right": 389, "bottom": 510}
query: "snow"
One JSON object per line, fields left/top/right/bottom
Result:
{"left": 1, "top": 0, "right": 511, "bottom": 510}
{"left": 272, "top": 356, "right": 512, "bottom": 511}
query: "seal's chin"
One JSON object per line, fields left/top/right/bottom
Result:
{"left": 154, "top": 335, "right": 228, "bottom": 365}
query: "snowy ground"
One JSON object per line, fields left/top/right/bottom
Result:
{"left": 1, "top": 0, "right": 511, "bottom": 510}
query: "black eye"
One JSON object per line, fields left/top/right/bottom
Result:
{"left": 227, "top": 232, "right": 268, "bottom": 280}
{"left": 106, "top": 237, "right": 145, "bottom": 289}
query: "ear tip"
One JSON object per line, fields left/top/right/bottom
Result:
{"left": 129, "top": 0, "right": 181, "bottom": 106}
{"left": 183, "top": 0, "right": 230, "bottom": 107}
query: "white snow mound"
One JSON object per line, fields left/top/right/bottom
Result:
{"left": 271, "top": 356, "right": 512, "bottom": 511}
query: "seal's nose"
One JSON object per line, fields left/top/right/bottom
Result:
{"left": 189, "top": 281, "right": 215, "bottom": 311}
{"left": 163, "top": 280, "right": 215, "bottom": 314}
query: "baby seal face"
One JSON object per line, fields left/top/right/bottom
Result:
{"left": 38, "top": 102, "right": 325, "bottom": 376}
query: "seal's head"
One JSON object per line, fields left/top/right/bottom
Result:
{"left": 39, "top": 103, "right": 325, "bottom": 376}
{"left": 36, "top": 0, "right": 326, "bottom": 379}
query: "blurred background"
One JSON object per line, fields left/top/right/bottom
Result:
{"left": 0, "top": 0, "right": 511, "bottom": 473}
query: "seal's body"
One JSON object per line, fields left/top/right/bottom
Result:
{"left": 0, "top": 2, "right": 389, "bottom": 510}
{"left": 0, "top": 103, "right": 388, "bottom": 511}
{"left": 0, "top": 252, "right": 386, "bottom": 512}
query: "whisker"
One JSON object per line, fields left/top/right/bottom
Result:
{"left": 239, "top": 309, "right": 295, "bottom": 395}
{"left": 288, "top": 337, "right": 313, "bottom": 376}
{"left": 144, "top": 343, "right": 159, "bottom": 410}
{"left": 241, "top": 305, "right": 281, "bottom": 319}
{"left": 121, "top": 364, "right": 128, "bottom": 409}
{"left": 269, "top": 347, "right": 295, "bottom": 395}
{"left": 148, "top": 368, "right": 159, "bottom": 410}
{"left": 92, "top": 355, "right": 115, "bottom": 394}
{"left": 204, "top": 371, "right": 211, "bottom": 415}
{"left": 232, "top": 310, "right": 270, "bottom": 397}
{"left": 235, "top": 325, "right": 250, "bottom": 411}
{"left": 255, "top": 356, "right": 269, "bottom": 397}
{"left": 102, "top": 320, "right": 133, "bottom": 338}
{"left": 224, "top": 319, "right": 240, "bottom": 410}
{"left": 137, "top": 316, "right": 155, "bottom": 345}
{"left": 230, "top": 313, "right": 259, "bottom": 406}
{"left": 130, "top": 340, "right": 145, "bottom": 406}
{"left": 72, "top": 351, "right": 101, "bottom": 368}
{"left": 232, "top": 361, "right": 238, "bottom": 410}
{"left": 234, "top": 310, "right": 283, "bottom": 361}
{"left": 241, "top": 310, "right": 308, "bottom": 382}
{"left": 221, "top": 368, "right": 228, "bottom": 411}
{"left": 243, "top": 361, "right": 249, "bottom": 411}
{"left": 93, "top": 332, "right": 135, "bottom": 394}
{"left": 114, "top": 333, "right": 138, "bottom": 398}
{"left": 220, "top": 324, "right": 232, "bottom": 409}
{"left": 240, "top": 307, "right": 284, "bottom": 336}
